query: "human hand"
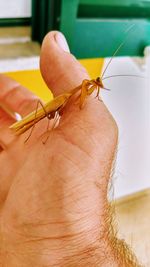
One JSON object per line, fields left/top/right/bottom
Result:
{"left": 0, "top": 31, "right": 136, "bottom": 267}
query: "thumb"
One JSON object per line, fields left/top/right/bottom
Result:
{"left": 39, "top": 31, "right": 118, "bottom": 235}
{"left": 40, "top": 31, "right": 89, "bottom": 96}
{"left": 40, "top": 31, "right": 118, "bottom": 168}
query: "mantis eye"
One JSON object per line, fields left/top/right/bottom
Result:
{"left": 96, "top": 77, "right": 100, "bottom": 82}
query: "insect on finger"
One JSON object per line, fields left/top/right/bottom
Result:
{"left": 10, "top": 25, "right": 141, "bottom": 141}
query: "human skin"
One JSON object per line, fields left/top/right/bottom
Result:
{"left": 0, "top": 31, "right": 140, "bottom": 266}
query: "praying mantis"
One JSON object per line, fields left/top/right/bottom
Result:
{"left": 9, "top": 77, "right": 106, "bottom": 137}
{"left": 10, "top": 27, "right": 143, "bottom": 139}
{"left": 10, "top": 72, "right": 140, "bottom": 139}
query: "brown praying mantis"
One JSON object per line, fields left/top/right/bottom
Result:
{"left": 9, "top": 77, "right": 106, "bottom": 137}
{"left": 10, "top": 28, "right": 143, "bottom": 140}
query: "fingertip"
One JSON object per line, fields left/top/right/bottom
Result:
{"left": 54, "top": 31, "right": 70, "bottom": 53}
{"left": 40, "top": 31, "right": 89, "bottom": 96}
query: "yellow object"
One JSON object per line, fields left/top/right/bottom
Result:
{"left": 5, "top": 70, "right": 52, "bottom": 102}
{"left": 80, "top": 58, "right": 104, "bottom": 79}
{"left": 5, "top": 58, "right": 104, "bottom": 102}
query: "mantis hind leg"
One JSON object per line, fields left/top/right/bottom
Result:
{"left": 42, "top": 98, "right": 68, "bottom": 144}
{"left": 42, "top": 111, "right": 59, "bottom": 144}
{"left": 24, "top": 100, "right": 53, "bottom": 143}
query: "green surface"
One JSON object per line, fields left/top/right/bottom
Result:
{"left": 60, "top": 0, "right": 78, "bottom": 47}
{"left": 80, "top": 0, "right": 150, "bottom": 7}
{"left": 0, "top": 18, "right": 31, "bottom": 27}
{"left": 60, "top": 0, "right": 150, "bottom": 58}
{"left": 78, "top": 0, "right": 150, "bottom": 18}
{"left": 78, "top": 6, "right": 150, "bottom": 18}
{"left": 31, "top": 0, "right": 150, "bottom": 58}
{"left": 72, "top": 19, "right": 150, "bottom": 58}
{"left": 32, "top": 0, "right": 56, "bottom": 42}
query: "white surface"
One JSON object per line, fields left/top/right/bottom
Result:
{"left": 0, "top": 56, "right": 39, "bottom": 72}
{"left": 0, "top": 0, "right": 31, "bottom": 18}
{"left": 0, "top": 37, "right": 30, "bottom": 44}
{"left": 101, "top": 57, "right": 150, "bottom": 198}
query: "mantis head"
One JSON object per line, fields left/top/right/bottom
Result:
{"left": 95, "top": 77, "right": 104, "bottom": 89}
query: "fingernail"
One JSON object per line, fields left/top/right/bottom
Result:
{"left": 55, "top": 32, "right": 70, "bottom": 53}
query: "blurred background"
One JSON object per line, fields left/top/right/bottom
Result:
{"left": 1, "top": 0, "right": 150, "bottom": 66}
{"left": 0, "top": 1, "right": 150, "bottom": 265}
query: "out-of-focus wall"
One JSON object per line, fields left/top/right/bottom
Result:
{"left": 0, "top": 0, "right": 31, "bottom": 18}
{"left": 101, "top": 57, "right": 149, "bottom": 198}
